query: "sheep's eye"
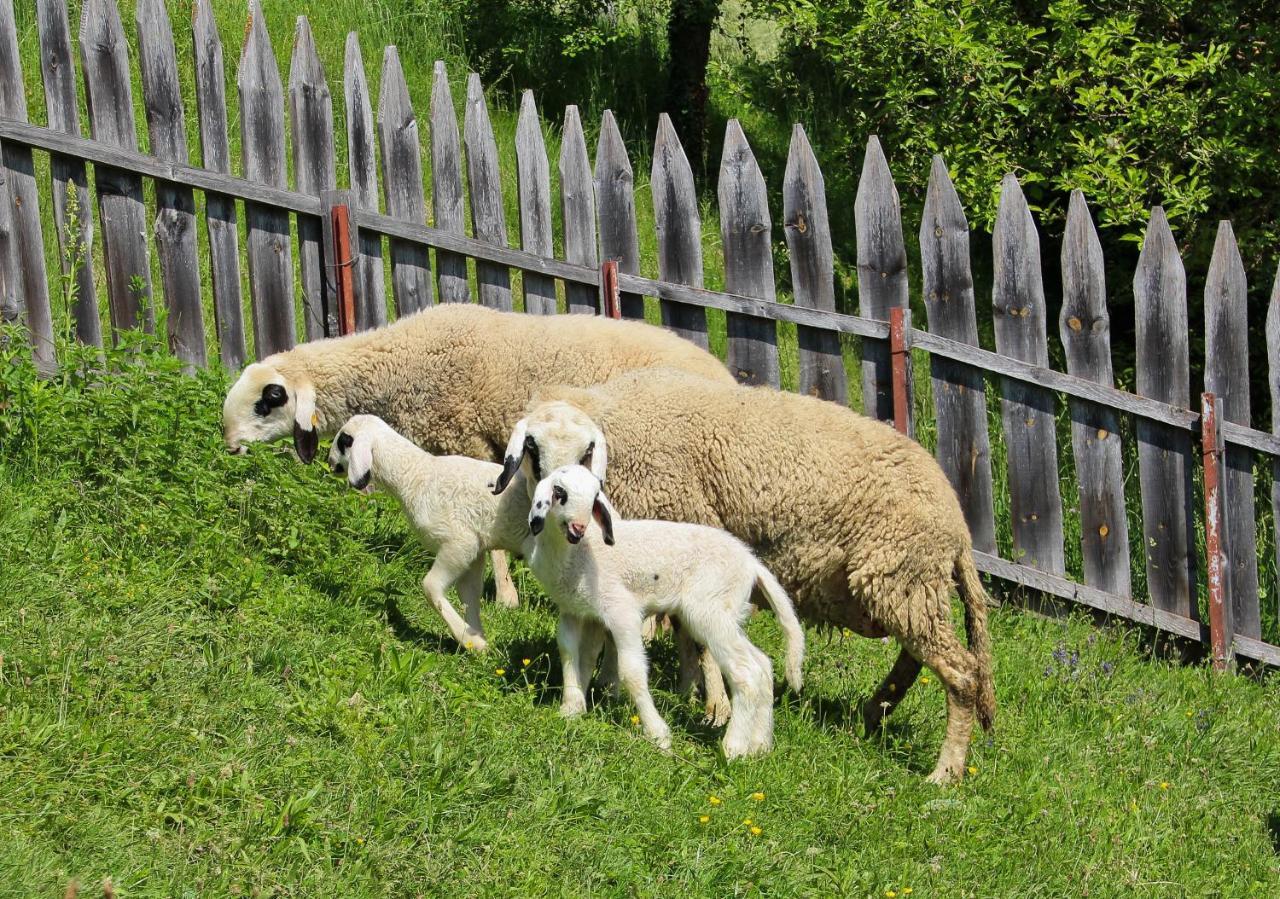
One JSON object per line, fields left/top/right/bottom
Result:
{"left": 579, "top": 441, "right": 595, "bottom": 467}
{"left": 336, "top": 432, "right": 353, "bottom": 453}
{"left": 254, "top": 383, "right": 288, "bottom": 416}
{"left": 553, "top": 485, "right": 567, "bottom": 505}
{"left": 524, "top": 435, "right": 538, "bottom": 452}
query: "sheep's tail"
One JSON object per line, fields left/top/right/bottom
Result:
{"left": 955, "top": 550, "right": 996, "bottom": 730}
{"left": 753, "top": 562, "right": 805, "bottom": 692}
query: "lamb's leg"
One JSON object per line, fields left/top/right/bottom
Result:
{"left": 557, "top": 614, "right": 589, "bottom": 718}
{"left": 683, "top": 607, "right": 772, "bottom": 759}
{"left": 861, "top": 648, "right": 923, "bottom": 732}
{"left": 422, "top": 551, "right": 487, "bottom": 652}
{"left": 456, "top": 556, "right": 487, "bottom": 639}
{"left": 672, "top": 621, "right": 732, "bottom": 726}
{"left": 595, "top": 637, "right": 621, "bottom": 701}
{"left": 700, "top": 646, "right": 732, "bottom": 727}
{"left": 575, "top": 619, "right": 606, "bottom": 701}
{"left": 606, "top": 614, "right": 671, "bottom": 750}
{"left": 490, "top": 550, "right": 520, "bottom": 609}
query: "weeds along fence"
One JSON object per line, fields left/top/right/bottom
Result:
{"left": 2, "top": 0, "right": 1279, "bottom": 668}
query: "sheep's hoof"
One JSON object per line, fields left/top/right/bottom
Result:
{"left": 460, "top": 635, "right": 489, "bottom": 654}
{"left": 559, "top": 696, "right": 587, "bottom": 718}
{"left": 925, "top": 764, "right": 962, "bottom": 786}
{"left": 495, "top": 583, "right": 520, "bottom": 610}
{"left": 649, "top": 728, "right": 673, "bottom": 751}
{"left": 702, "top": 697, "right": 732, "bottom": 728}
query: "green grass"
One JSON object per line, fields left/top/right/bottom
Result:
{"left": 3, "top": 335, "right": 1280, "bottom": 897}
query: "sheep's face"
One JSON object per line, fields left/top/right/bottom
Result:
{"left": 327, "top": 415, "right": 378, "bottom": 493}
{"left": 222, "top": 363, "right": 320, "bottom": 463}
{"left": 493, "top": 402, "right": 607, "bottom": 496}
{"left": 528, "top": 465, "right": 615, "bottom": 546}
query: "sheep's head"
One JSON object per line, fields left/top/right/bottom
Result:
{"left": 493, "top": 401, "right": 606, "bottom": 496}
{"left": 528, "top": 465, "right": 615, "bottom": 546}
{"left": 222, "top": 363, "right": 320, "bottom": 463}
{"left": 327, "top": 415, "right": 384, "bottom": 493}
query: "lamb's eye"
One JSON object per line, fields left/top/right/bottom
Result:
{"left": 336, "top": 432, "right": 353, "bottom": 452}
{"left": 553, "top": 485, "right": 567, "bottom": 505}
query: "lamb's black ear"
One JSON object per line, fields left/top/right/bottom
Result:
{"left": 592, "top": 494, "right": 615, "bottom": 546}
{"left": 294, "top": 421, "right": 319, "bottom": 464}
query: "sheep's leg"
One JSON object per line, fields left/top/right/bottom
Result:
{"left": 595, "top": 637, "right": 621, "bottom": 701}
{"left": 456, "top": 556, "right": 487, "bottom": 638}
{"left": 490, "top": 550, "right": 520, "bottom": 609}
{"left": 860, "top": 648, "right": 923, "bottom": 732}
{"left": 699, "top": 647, "right": 732, "bottom": 727}
{"left": 671, "top": 620, "right": 732, "bottom": 726}
{"left": 557, "top": 614, "right": 589, "bottom": 718}
{"left": 906, "top": 633, "right": 978, "bottom": 785}
{"left": 681, "top": 606, "right": 773, "bottom": 759}
{"left": 575, "top": 619, "right": 606, "bottom": 702}
{"left": 422, "top": 551, "right": 487, "bottom": 653}
{"left": 606, "top": 613, "right": 671, "bottom": 750}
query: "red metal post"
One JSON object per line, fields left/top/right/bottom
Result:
{"left": 332, "top": 204, "right": 357, "bottom": 336}
{"left": 1201, "top": 392, "right": 1232, "bottom": 670}
{"left": 889, "top": 306, "right": 910, "bottom": 436}
{"left": 600, "top": 259, "right": 621, "bottom": 319}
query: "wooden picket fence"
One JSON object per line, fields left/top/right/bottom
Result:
{"left": 2, "top": 0, "right": 1279, "bottom": 667}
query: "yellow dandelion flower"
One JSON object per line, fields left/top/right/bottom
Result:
{"left": 920, "top": 676, "right": 931, "bottom": 684}
{"left": 698, "top": 815, "right": 710, "bottom": 824}
{"left": 885, "top": 892, "right": 897, "bottom": 898}
{"left": 356, "top": 837, "right": 364, "bottom": 845}
{"left": 495, "top": 668, "right": 505, "bottom": 676}
{"left": 1159, "top": 781, "right": 1169, "bottom": 790}
{"left": 749, "top": 826, "right": 762, "bottom": 836}
{"left": 630, "top": 715, "right": 640, "bottom": 726}
{"left": 464, "top": 641, "right": 473, "bottom": 650}
{"left": 742, "top": 818, "right": 753, "bottom": 826}
{"left": 903, "top": 890, "right": 913, "bottom": 896}
{"left": 751, "top": 791, "right": 765, "bottom": 801}
{"left": 522, "top": 658, "right": 531, "bottom": 667}
{"left": 708, "top": 795, "right": 721, "bottom": 806}
{"left": 968, "top": 766, "right": 977, "bottom": 775}
{"left": 1185, "top": 709, "right": 1194, "bottom": 717}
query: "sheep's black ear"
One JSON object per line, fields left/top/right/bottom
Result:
{"left": 593, "top": 495, "right": 614, "bottom": 546}
{"left": 294, "top": 421, "right": 319, "bottom": 464}
{"left": 493, "top": 447, "right": 525, "bottom": 495}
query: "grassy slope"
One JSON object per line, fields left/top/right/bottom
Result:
{"left": 2, "top": 342, "right": 1279, "bottom": 898}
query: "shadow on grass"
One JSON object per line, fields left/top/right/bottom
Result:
{"left": 1268, "top": 811, "right": 1280, "bottom": 855}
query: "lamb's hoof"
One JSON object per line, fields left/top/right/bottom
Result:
{"left": 649, "top": 728, "right": 673, "bottom": 751}
{"left": 461, "top": 635, "right": 489, "bottom": 654}
{"left": 495, "top": 583, "right": 520, "bottom": 610}
{"left": 559, "top": 696, "right": 587, "bottom": 718}
{"left": 722, "top": 738, "right": 750, "bottom": 761}
{"left": 702, "top": 696, "right": 732, "bottom": 728}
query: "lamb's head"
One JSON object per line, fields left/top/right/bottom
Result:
{"left": 222, "top": 362, "right": 320, "bottom": 463}
{"left": 528, "top": 465, "right": 616, "bottom": 546}
{"left": 493, "top": 401, "right": 606, "bottom": 496}
{"left": 327, "top": 414, "right": 388, "bottom": 493}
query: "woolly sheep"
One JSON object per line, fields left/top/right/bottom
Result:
{"left": 327, "top": 415, "right": 531, "bottom": 652}
{"left": 221, "top": 302, "right": 734, "bottom": 610}
{"left": 495, "top": 369, "right": 996, "bottom": 784}
{"left": 524, "top": 465, "right": 805, "bottom": 759}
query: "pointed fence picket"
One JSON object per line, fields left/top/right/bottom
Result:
{"left": 2, "top": 0, "right": 1279, "bottom": 667}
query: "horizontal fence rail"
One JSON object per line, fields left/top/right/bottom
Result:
{"left": 3, "top": 0, "right": 1280, "bottom": 669}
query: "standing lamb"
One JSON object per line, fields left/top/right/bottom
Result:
{"left": 327, "top": 415, "right": 532, "bottom": 652}
{"left": 221, "top": 302, "right": 734, "bottom": 612}
{"left": 494, "top": 369, "right": 996, "bottom": 784}
{"left": 524, "top": 465, "right": 805, "bottom": 759}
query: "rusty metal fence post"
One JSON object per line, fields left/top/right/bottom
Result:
{"left": 1201, "top": 392, "right": 1234, "bottom": 670}
{"left": 889, "top": 306, "right": 913, "bottom": 436}
{"left": 600, "top": 259, "right": 621, "bottom": 319}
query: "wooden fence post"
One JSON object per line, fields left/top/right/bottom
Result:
{"left": 1203, "top": 221, "right": 1259, "bottom": 637}
{"left": 1267, "top": 262, "right": 1280, "bottom": 631}
{"left": 596, "top": 111, "right": 644, "bottom": 320}
{"left": 1201, "top": 392, "right": 1234, "bottom": 670}
{"left": 464, "top": 73, "right": 512, "bottom": 311}
{"left": 992, "top": 173, "right": 1065, "bottom": 574}
{"left": 783, "top": 124, "right": 847, "bottom": 405}
{"left": 238, "top": 0, "right": 296, "bottom": 358}
{"left": 1134, "top": 207, "right": 1196, "bottom": 619}
{"left": 651, "top": 113, "right": 708, "bottom": 347}
{"left": 719, "top": 119, "right": 780, "bottom": 387}
{"left": 193, "top": 0, "right": 245, "bottom": 369}
{"left": 36, "top": 0, "right": 100, "bottom": 349}
{"left": 290, "top": 15, "right": 337, "bottom": 340}
{"left": 379, "top": 45, "right": 433, "bottom": 316}
{"left": 344, "top": 33, "right": 386, "bottom": 330}
{"left": 560, "top": 106, "right": 598, "bottom": 315}
{"left": 920, "top": 155, "right": 996, "bottom": 553}
{"left": 430, "top": 62, "right": 469, "bottom": 304}
{"left": 516, "top": 91, "right": 557, "bottom": 315}
{"left": 1060, "top": 190, "right": 1130, "bottom": 596}
{"left": 137, "top": 0, "right": 206, "bottom": 370}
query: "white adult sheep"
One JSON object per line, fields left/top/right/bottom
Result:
{"left": 493, "top": 369, "right": 997, "bottom": 784}
{"left": 221, "top": 302, "right": 734, "bottom": 616}
{"left": 524, "top": 464, "right": 805, "bottom": 759}
{"left": 327, "top": 415, "right": 531, "bottom": 652}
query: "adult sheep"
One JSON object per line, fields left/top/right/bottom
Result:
{"left": 493, "top": 369, "right": 996, "bottom": 784}
{"left": 221, "top": 303, "right": 734, "bottom": 620}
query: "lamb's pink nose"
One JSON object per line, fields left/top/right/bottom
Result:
{"left": 567, "top": 521, "right": 587, "bottom": 542}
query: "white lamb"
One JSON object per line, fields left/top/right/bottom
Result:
{"left": 524, "top": 465, "right": 804, "bottom": 759}
{"left": 327, "top": 415, "right": 530, "bottom": 652}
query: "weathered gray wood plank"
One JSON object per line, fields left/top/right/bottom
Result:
{"left": 1203, "top": 220, "right": 1259, "bottom": 637}
{"left": 515, "top": 91, "right": 556, "bottom": 315}
{"left": 1060, "top": 190, "right": 1130, "bottom": 596}
{"left": 36, "top": 0, "right": 99, "bottom": 348}
{"left": 1133, "top": 206, "right": 1196, "bottom": 619}
{"left": 463, "top": 73, "right": 511, "bottom": 311}
{"left": 378, "top": 45, "right": 433, "bottom": 317}
{"left": 854, "top": 136, "right": 909, "bottom": 421}
{"left": 1, "top": 0, "right": 53, "bottom": 371}
{"left": 429, "top": 61, "right": 469, "bottom": 303}
{"left": 0, "top": 142, "right": 14, "bottom": 327}
{"left": 238, "top": 0, "right": 295, "bottom": 357}
{"left": 992, "top": 173, "right": 1065, "bottom": 574}
{"left": 595, "top": 110, "right": 643, "bottom": 319}
{"left": 344, "top": 33, "right": 386, "bottom": 330}
{"left": 650, "top": 113, "right": 707, "bottom": 346}
{"left": 79, "top": 0, "right": 154, "bottom": 340}
{"left": 718, "top": 119, "right": 779, "bottom": 387}
{"left": 920, "top": 155, "right": 995, "bottom": 554}
{"left": 559, "top": 105, "right": 597, "bottom": 315}
{"left": 1267, "top": 263, "right": 1280, "bottom": 631}
{"left": 193, "top": 0, "right": 245, "bottom": 369}
{"left": 289, "top": 15, "right": 336, "bottom": 340}
{"left": 137, "top": 0, "right": 205, "bottom": 369}
{"left": 783, "top": 124, "right": 847, "bottom": 404}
